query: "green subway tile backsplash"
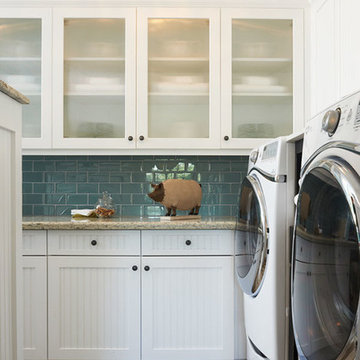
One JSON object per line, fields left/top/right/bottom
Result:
{"left": 22, "top": 156, "right": 249, "bottom": 216}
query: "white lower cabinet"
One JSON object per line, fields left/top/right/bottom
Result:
{"left": 141, "top": 256, "right": 234, "bottom": 360}
{"left": 23, "top": 256, "right": 47, "bottom": 360}
{"left": 48, "top": 256, "right": 141, "bottom": 360}
{"left": 23, "top": 230, "right": 235, "bottom": 360}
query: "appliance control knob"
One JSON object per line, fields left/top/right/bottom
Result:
{"left": 322, "top": 108, "right": 341, "bottom": 136}
{"left": 249, "top": 150, "right": 258, "bottom": 163}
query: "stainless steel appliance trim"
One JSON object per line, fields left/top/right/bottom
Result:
{"left": 249, "top": 167, "right": 287, "bottom": 183}
{"left": 301, "top": 141, "right": 360, "bottom": 177}
{"left": 244, "top": 174, "right": 269, "bottom": 297}
{"left": 292, "top": 156, "right": 360, "bottom": 360}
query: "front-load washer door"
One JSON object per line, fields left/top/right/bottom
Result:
{"left": 235, "top": 174, "right": 269, "bottom": 297}
{"left": 292, "top": 157, "right": 360, "bottom": 360}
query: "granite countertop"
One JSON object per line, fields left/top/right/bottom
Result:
{"left": 0, "top": 80, "right": 29, "bottom": 104}
{"left": 22, "top": 216, "right": 237, "bottom": 230}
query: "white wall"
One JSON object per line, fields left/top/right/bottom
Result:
{"left": 311, "top": 0, "right": 360, "bottom": 117}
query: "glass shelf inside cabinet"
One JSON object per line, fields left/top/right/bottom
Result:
{"left": 231, "top": 19, "right": 293, "bottom": 138}
{"left": 147, "top": 18, "right": 210, "bottom": 138}
{"left": 63, "top": 18, "right": 126, "bottom": 138}
{"left": 0, "top": 19, "right": 42, "bottom": 138}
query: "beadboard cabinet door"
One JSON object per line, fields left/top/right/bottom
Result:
{"left": 52, "top": 8, "right": 136, "bottom": 149}
{"left": 137, "top": 8, "right": 220, "bottom": 149}
{"left": 22, "top": 257, "right": 47, "bottom": 360}
{"left": 141, "top": 256, "right": 234, "bottom": 360}
{"left": 48, "top": 256, "right": 140, "bottom": 360}
{"left": 0, "top": 92, "right": 23, "bottom": 360}
{"left": 221, "top": 8, "right": 304, "bottom": 149}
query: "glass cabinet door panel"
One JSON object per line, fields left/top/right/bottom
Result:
{"left": 147, "top": 18, "right": 210, "bottom": 138}
{"left": 0, "top": 19, "right": 42, "bottom": 138}
{"left": 63, "top": 18, "right": 125, "bottom": 138}
{"left": 232, "top": 19, "right": 293, "bottom": 138}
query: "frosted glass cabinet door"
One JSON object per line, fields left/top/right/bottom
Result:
{"left": 52, "top": 8, "right": 136, "bottom": 149}
{"left": 0, "top": 9, "right": 52, "bottom": 149}
{"left": 137, "top": 9, "right": 220, "bottom": 149}
{"left": 221, "top": 9, "right": 304, "bottom": 150}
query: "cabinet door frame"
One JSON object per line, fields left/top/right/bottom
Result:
{"left": 141, "top": 256, "right": 234, "bottom": 360}
{"left": 221, "top": 8, "right": 304, "bottom": 149}
{"left": 52, "top": 8, "right": 136, "bottom": 149}
{"left": 137, "top": 8, "right": 221, "bottom": 149}
{"left": 0, "top": 8, "right": 52, "bottom": 149}
{"left": 22, "top": 256, "right": 47, "bottom": 360}
{"left": 48, "top": 256, "right": 140, "bottom": 360}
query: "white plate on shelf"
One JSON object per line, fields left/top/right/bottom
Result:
{"left": 232, "top": 84, "right": 289, "bottom": 93}
{"left": 151, "top": 82, "right": 209, "bottom": 93}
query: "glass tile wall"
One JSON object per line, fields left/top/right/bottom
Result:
{"left": 22, "top": 155, "right": 248, "bottom": 216}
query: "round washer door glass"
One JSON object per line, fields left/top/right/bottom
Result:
{"left": 292, "top": 166, "right": 360, "bottom": 360}
{"left": 235, "top": 175, "right": 268, "bottom": 296}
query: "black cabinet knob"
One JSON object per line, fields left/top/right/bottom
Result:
{"left": 185, "top": 240, "right": 191, "bottom": 246}
{"left": 132, "top": 265, "right": 138, "bottom": 271}
{"left": 128, "top": 135, "right": 133, "bottom": 141}
{"left": 139, "top": 135, "right": 144, "bottom": 141}
{"left": 224, "top": 135, "right": 229, "bottom": 141}
{"left": 91, "top": 240, "right": 97, "bottom": 246}
{"left": 144, "top": 265, "right": 150, "bottom": 271}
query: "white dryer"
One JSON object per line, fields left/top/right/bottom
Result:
{"left": 235, "top": 137, "right": 296, "bottom": 359}
{"left": 291, "top": 91, "right": 360, "bottom": 360}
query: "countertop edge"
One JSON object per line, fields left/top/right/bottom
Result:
{"left": 22, "top": 222, "right": 236, "bottom": 230}
{"left": 0, "top": 80, "right": 30, "bottom": 104}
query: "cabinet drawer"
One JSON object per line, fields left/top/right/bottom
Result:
{"left": 142, "top": 230, "right": 234, "bottom": 256}
{"left": 48, "top": 230, "right": 140, "bottom": 255}
{"left": 22, "top": 230, "right": 47, "bottom": 256}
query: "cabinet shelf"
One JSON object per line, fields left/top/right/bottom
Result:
{"left": 149, "top": 92, "right": 208, "bottom": 96}
{"left": 232, "top": 57, "right": 292, "bottom": 62}
{"left": 64, "top": 57, "right": 125, "bottom": 62}
{"left": 65, "top": 92, "right": 125, "bottom": 96}
{"left": 232, "top": 92, "right": 292, "bottom": 97}
{"left": 149, "top": 57, "right": 209, "bottom": 62}
{"left": 0, "top": 57, "right": 41, "bottom": 61}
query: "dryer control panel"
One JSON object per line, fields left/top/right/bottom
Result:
{"left": 302, "top": 91, "right": 360, "bottom": 166}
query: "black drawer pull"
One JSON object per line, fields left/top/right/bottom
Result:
{"left": 132, "top": 265, "right": 138, "bottom": 271}
{"left": 185, "top": 240, "right": 191, "bottom": 246}
{"left": 128, "top": 135, "right": 133, "bottom": 141}
{"left": 91, "top": 240, "right": 97, "bottom": 246}
{"left": 144, "top": 265, "right": 150, "bottom": 271}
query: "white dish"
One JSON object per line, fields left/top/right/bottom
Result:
{"left": 151, "top": 82, "right": 208, "bottom": 93}
{"left": 232, "top": 84, "right": 289, "bottom": 93}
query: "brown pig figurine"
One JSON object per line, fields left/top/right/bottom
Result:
{"left": 148, "top": 179, "right": 202, "bottom": 216}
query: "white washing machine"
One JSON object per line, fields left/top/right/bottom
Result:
{"left": 291, "top": 91, "right": 360, "bottom": 360}
{"left": 235, "top": 136, "right": 296, "bottom": 359}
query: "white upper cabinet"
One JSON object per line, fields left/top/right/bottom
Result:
{"left": 0, "top": 4, "right": 308, "bottom": 152}
{"left": 221, "top": 8, "right": 304, "bottom": 149}
{"left": 0, "top": 9, "right": 52, "bottom": 149}
{"left": 137, "top": 8, "right": 220, "bottom": 149}
{"left": 52, "top": 8, "right": 136, "bottom": 149}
